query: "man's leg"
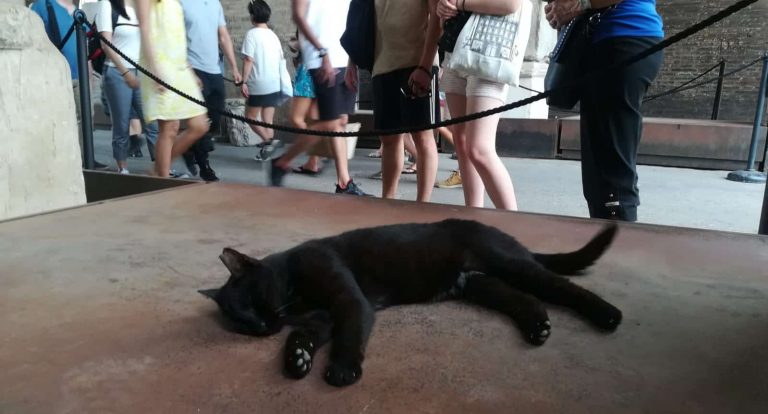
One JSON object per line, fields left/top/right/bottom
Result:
{"left": 191, "top": 70, "right": 225, "bottom": 181}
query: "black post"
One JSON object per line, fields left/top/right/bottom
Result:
{"left": 74, "top": 9, "right": 94, "bottom": 170}
{"left": 760, "top": 178, "right": 768, "bottom": 235}
{"left": 711, "top": 59, "right": 725, "bottom": 120}
{"left": 726, "top": 53, "right": 768, "bottom": 184}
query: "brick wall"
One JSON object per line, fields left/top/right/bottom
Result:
{"left": 643, "top": 0, "right": 768, "bottom": 122}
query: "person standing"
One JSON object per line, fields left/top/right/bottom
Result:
{"left": 545, "top": 0, "right": 664, "bottom": 221}
{"left": 270, "top": 0, "right": 369, "bottom": 196}
{"left": 97, "top": 0, "right": 159, "bottom": 174}
{"left": 179, "top": 0, "right": 242, "bottom": 182}
{"left": 136, "top": 0, "right": 210, "bottom": 178}
{"left": 31, "top": 0, "right": 109, "bottom": 169}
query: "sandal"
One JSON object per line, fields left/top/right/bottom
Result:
{"left": 367, "top": 150, "right": 382, "bottom": 158}
{"left": 402, "top": 164, "right": 417, "bottom": 174}
{"left": 292, "top": 165, "right": 322, "bottom": 176}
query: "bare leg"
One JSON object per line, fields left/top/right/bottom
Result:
{"left": 380, "top": 134, "right": 404, "bottom": 199}
{"left": 245, "top": 106, "right": 267, "bottom": 141}
{"left": 170, "top": 114, "right": 210, "bottom": 159}
{"left": 465, "top": 96, "right": 517, "bottom": 210}
{"left": 446, "top": 93, "right": 484, "bottom": 207}
{"left": 412, "top": 129, "right": 437, "bottom": 202}
{"left": 154, "top": 120, "right": 180, "bottom": 177}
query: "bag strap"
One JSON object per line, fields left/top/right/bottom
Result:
{"left": 45, "top": 0, "right": 63, "bottom": 48}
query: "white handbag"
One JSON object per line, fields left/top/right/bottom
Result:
{"left": 446, "top": 0, "right": 533, "bottom": 86}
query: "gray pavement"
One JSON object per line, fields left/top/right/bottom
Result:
{"left": 92, "top": 128, "right": 766, "bottom": 234}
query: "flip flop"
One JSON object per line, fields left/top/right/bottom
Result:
{"left": 402, "top": 166, "right": 417, "bottom": 174}
{"left": 292, "top": 165, "right": 322, "bottom": 176}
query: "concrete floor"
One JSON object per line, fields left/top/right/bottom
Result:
{"left": 91, "top": 129, "right": 767, "bottom": 234}
{"left": 1, "top": 184, "right": 767, "bottom": 413}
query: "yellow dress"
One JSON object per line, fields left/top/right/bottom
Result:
{"left": 140, "top": 0, "right": 206, "bottom": 122}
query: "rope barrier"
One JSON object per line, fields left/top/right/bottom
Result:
{"left": 644, "top": 56, "right": 764, "bottom": 103}
{"left": 86, "top": 0, "right": 761, "bottom": 138}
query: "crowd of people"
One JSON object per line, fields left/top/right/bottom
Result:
{"left": 31, "top": 0, "right": 664, "bottom": 222}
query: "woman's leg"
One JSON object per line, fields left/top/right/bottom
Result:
{"left": 154, "top": 120, "right": 180, "bottom": 177}
{"left": 171, "top": 114, "right": 210, "bottom": 159}
{"left": 290, "top": 98, "right": 321, "bottom": 172}
{"left": 103, "top": 66, "right": 132, "bottom": 170}
{"left": 261, "top": 106, "right": 276, "bottom": 141}
{"left": 464, "top": 95, "right": 517, "bottom": 211}
{"left": 446, "top": 93, "right": 484, "bottom": 207}
{"left": 404, "top": 133, "right": 418, "bottom": 166}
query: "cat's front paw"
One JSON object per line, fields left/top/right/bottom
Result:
{"left": 324, "top": 360, "right": 362, "bottom": 387}
{"left": 524, "top": 319, "right": 551, "bottom": 346}
{"left": 283, "top": 332, "right": 316, "bottom": 379}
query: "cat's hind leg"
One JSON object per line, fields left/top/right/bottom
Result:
{"left": 462, "top": 273, "right": 552, "bottom": 346}
{"left": 283, "top": 310, "right": 333, "bottom": 379}
{"left": 490, "top": 259, "right": 622, "bottom": 331}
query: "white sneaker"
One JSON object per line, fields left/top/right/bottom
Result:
{"left": 118, "top": 168, "right": 130, "bottom": 175}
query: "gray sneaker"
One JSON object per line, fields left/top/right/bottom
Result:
{"left": 335, "top": 180, "right": 372, "bottom": 196}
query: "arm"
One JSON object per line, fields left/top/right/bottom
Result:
{"left": 241, "top": 56, "right": 253, "bottom": 97}
{"left": 545, "top": 0, "right": 625, "bottom": 29}
{"left": 291, "top": 0, "right": 335, "bottom": 86}
{"left": 218, "top": 25, "right": 242, "bottom": 84}
{"left": 459, "top": 0, "right": 521, "bottom": 15}
{"left": 135, "top": 0, "right": 163, "bottom": 90}
{"left": 409, "top": 0, "right": 443, "bottom": 96}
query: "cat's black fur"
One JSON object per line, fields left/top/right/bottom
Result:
{"left": 200, "top": 219, "right": 622, "bottom": 387}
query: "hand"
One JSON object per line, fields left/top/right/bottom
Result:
{"left": 545, "top": 0, "right": 585, "bottom": 30}
{"left": 408, "top": 67, "right": 432, "bottom": 98}
{"left": 241, "top": 83, "right": 249, "bottom": 98}
{"left": 123, "top": 71, "right": 139, "bottom": 89}
{"left": 233, "top": 70, "right": 243, "bottom": 86}
{"left": 150, "top": 65, "right": 166, "bottom": 93}
{"left": 194, "top": 73, "right": 203, "bottom": 89}
{"left": 318, "top": 56, "right": 337, "bottom": 87}
{"left": 344, "top": 63, "right": 358, "bottom": 92}
{"left": 437, "top": 0, "right": 459, "bottom": 20}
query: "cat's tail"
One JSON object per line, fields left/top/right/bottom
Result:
{"left": 533, "top": 223, "right": 618, "bottom": 276}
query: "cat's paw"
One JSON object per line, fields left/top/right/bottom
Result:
{"left": 324, "top": 360, "right": 363, "bottom": 387}
{"left": 283, "top": 332, "right": 316, "bottom": 379}
{"left": 522, "top": 319, "right": 551, "bottom": 346}
{"left": 589, "top": 301, "right": 623, "bottom": 332}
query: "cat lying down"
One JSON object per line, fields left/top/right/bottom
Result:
{"left": 200, "top": 219, "right": 621, "bottom": 387}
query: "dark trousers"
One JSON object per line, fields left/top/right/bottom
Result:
{"left": 580, "top": 36, "right": 663, "bottom": 222}
{"left": 188, "top": 69, "right": 226, "bottom": 165}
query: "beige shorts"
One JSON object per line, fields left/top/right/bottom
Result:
{"left": 441, "top": 66, "right": 509, "bottom": 103}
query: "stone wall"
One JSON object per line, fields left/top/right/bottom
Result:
{"left": 0, "top": 0, "right": 86, "bottom": 221}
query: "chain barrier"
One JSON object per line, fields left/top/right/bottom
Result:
{"left": 83, "top": 0, "right": 760, "bottom": 138}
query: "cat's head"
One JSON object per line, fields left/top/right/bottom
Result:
{"left": 199, "top": 248, "right": 286, "bottom": 337}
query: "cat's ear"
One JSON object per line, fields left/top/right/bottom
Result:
{"left": 198, "top": 288, "right": 220, "bottom": 300}
{"left": 220, "top": 247, "right": 251, "bottom": 277}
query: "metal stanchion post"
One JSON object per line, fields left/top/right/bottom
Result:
{"left": 711, "top": 59, "right": 726, "bottom": 120}
{"left": 727, "top": 52, "right": 767, "bottom": 184}
{"left": 73, "top": 9, "right": 95, "bottom": 170}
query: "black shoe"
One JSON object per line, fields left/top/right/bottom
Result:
{"left": 199, "top": 161, "right": 219, "bottom": 182}
{"left": 335, "top": 180, "right": 372, "bottom": 196}
{"left": 182, "top": 152, "right": 198, "bottom": 176}
{"left": 93, "top": 161, "right": 109, "bottom": 170}
{"left": 270, "top": 157, "right": 287, "bottom": 187}
{"left": 128, "top": 135, "right": 144, "bottom": 158}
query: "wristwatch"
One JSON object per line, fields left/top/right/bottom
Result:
{"left": 317, "top": 48, "right": 328, "bottom": 58}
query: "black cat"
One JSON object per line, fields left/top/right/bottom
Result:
{"left": 200, "top": 219, "right": 621, "bottom": 387}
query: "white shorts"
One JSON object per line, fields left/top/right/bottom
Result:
{"left": 441, "top": 66, "right": 509, "bottom": 103}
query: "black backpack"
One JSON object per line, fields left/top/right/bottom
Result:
{"left": 340, "top": 0, "right": 375, "bottom": 72}
{"left": 87, "top": 8, "right": 121, "bottom": 75}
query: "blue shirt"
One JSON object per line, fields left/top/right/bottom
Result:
{"left": 180, "top": 0, "right": 227, "bottom": 74}
{"left": 594, "top": 0, "right": 664, "bottom": 43}
{"left": 31, "top": 0, "right": 79, "bottom": 79}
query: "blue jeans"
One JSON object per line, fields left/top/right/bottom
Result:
{"left": 103, "top": 66, "right": 158, "bottom": 161}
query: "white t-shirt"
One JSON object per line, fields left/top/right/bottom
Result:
{"left": 95, "top": 1, "right": 140, "bottom": 69}
{"left": 241, "top": 27, "right": 284, "bottom": 96}
{"left": 299, "top": 0, "right": 351, "bottom": 70}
